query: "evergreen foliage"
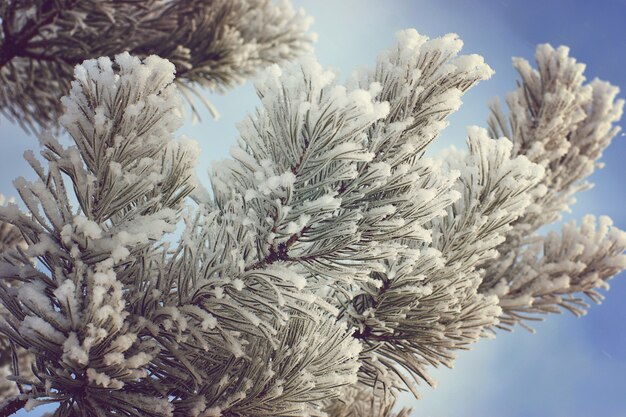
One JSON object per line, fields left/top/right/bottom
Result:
{"left": 0, "top": 5, "right": 624, "bottom": 417}
{"left": 0, "top": 0, "right": 314, "bottom": 131}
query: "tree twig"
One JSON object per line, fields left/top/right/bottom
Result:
{"left": 0, "top": 396, "right": 27, "bottom": 417}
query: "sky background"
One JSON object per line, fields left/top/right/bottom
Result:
{"left": 3, "top": 1, "right": 626, "bottom": 416}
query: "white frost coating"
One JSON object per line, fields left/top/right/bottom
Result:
{"left": 104, "top": 352, "right": 124, "bottom": 366}
{"left": 20, "top": 316, "right": 65, "bottom": 345}
{"left": 280, "top": 268, "right": 307, "bottom": 290}
{"left": 232, "top": 279, "right": 244, "bottom": 291}
{"left": 53, "top": 280, "right": 81, "bottom": 325}
{"left": 86, "top": 367, "right": 123, "bottom": 389}
{"left": 300, "top": 194, "right": 341, "bottom": 213}
{"left": 125, "top": 352, "right": 152, "bottom": 368}
{"left": 453, "top": 54, "right": 495, "bottom": 80}
{"left": 110, "top": 245, "right": 130, "bottom": 262}
{"left": 201, "top": 406, "right": 222, "bottom": 417}
{"left": 111, "top": 333, "right": 137, "bottom": 352}
{"left": 62, "top": 332, "right": 89, "bottom": 365}
{"left": 202, "top": 314, "right": 217, "bottom": 330}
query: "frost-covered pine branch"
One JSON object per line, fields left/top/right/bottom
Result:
{"left": 0, "top": 54, "right": 202, "bottom": 415}
{"left": 0, "top": 28, "right": 624, "bottom": 417}
{"left": 0, "top": 195, "right": 33, "bottom": 404}
{"left": 479, "top": 45, "right": 626, "bottom": 331}
{"left": 0, "top": 0, "right": 314, "bottom": 131}
{"left": 0, "top": 196, "right": 26, "bottom": 255}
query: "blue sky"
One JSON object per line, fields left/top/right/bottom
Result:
{"left": 3, "top": 1, "right": 626, "bottom": 416}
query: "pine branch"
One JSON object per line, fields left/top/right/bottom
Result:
{"left": 0, "top": 0, "right": 71, "bottom": 67}
{"left": 0, "top": 0, "right": 314, "bottom": 131}
{"left": 245, "top": 229, "right": 306, "bottom": 271}
{"left": 0, "top": 396, "right": 27, "bottom": 417}
{"left": 479, "top": 44, "right": 626, "bottom": 330}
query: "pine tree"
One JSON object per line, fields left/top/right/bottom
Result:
{"left": 0, "top": 15, "right": 624, "bottom": 417}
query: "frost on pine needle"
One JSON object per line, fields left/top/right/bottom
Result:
{"left": 0, "top": 29, "right": 624, "bottom": 417}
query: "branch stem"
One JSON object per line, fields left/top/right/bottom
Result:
{"left": 0, "top": 396, "right": 27, "bottom": 417}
